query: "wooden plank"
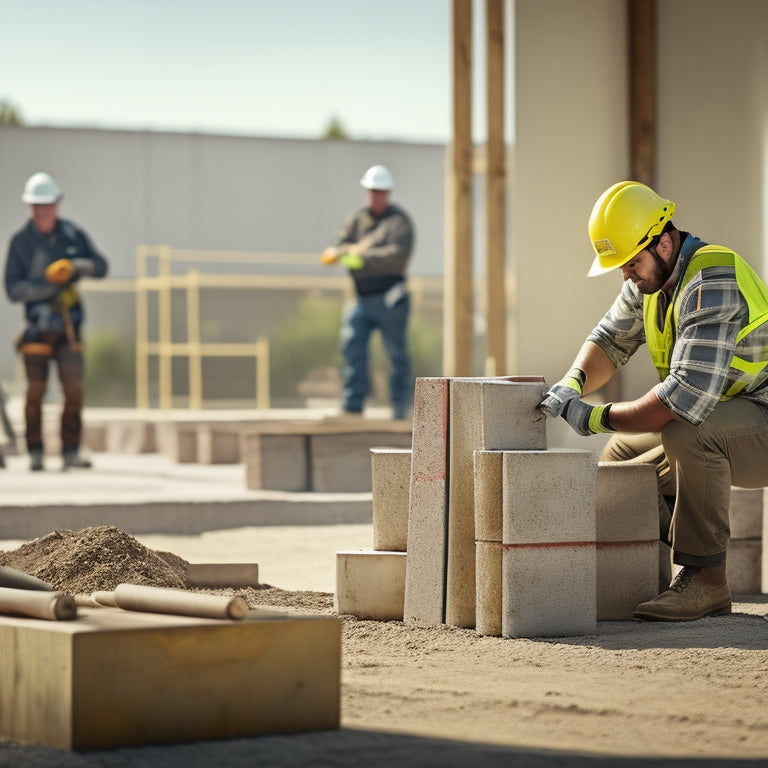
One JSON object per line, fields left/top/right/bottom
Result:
{"left": 628, "top": 0, "right": 656, "bottom": 186}
{"left": 485, "top": 0, "right": 506, "bottom": 375}
{"left": 446, "top": 0, "right": 474, "bottom": 376}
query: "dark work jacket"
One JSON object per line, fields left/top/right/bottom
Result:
{"left": 5, "top": 218, "right": 108, "bottom": 336}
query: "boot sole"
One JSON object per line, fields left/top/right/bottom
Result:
{"left": 633, "top": 602, "right": 732, "bottom": 622}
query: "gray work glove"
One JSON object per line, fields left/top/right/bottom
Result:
{"left": 538, "top": 368, "right": 586, "bottom": 418}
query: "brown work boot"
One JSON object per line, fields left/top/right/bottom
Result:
{"left": 633, "top": 564, "right": 732, "bottom": 622}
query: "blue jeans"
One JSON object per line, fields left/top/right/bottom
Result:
{"left": 340, "top": 292, "right": 411, "bottom": 418}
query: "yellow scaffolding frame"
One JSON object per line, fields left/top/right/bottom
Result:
{"left": 135, "top": 244, "right": 448, "bottom": 410}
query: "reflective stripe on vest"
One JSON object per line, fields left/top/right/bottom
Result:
{"left": 643, "top": 245, "right": 768, "bottom": 400}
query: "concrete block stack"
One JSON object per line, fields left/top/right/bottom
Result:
{"left": 728, "top": 487, "right": 763, "bottom": 594}
{"left": 334, "top": 447, "right": 412, "bottom": 620}
{"left": 594, "top": 463, "right": 659, "bottom": 619}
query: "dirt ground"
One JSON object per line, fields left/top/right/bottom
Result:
{"left": 1, "top": 527, "right": 767, "bottom": 767}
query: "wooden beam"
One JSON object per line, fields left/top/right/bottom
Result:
{"left": 628, "top": 0, "right": 656, "bottom": 186}
{"left": 485, "top": 0, "right": 506, "bottom": 375}
{"left": 446, "top": 0, "right": 474, "bottom": 376}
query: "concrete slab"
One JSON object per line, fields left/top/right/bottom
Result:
{"left": 0, "top": 453, "right": 372, "bottom": 539}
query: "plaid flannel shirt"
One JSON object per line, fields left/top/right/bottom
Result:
{"left": 587, "top": 233, "right": 768, "bottom": 425}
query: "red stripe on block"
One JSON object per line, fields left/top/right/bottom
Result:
{"left": 502, "top": 541, "right": 594, "bottom": 550}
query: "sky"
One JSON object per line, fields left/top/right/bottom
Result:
{"left": 0, "top": 0, "right": 501, "bottom": 145}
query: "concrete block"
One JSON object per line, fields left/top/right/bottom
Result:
{"left": 106, "top": 421, "right": 156, "bottom": 455}
{"left": 447, "top": 378, "right": 548, "bottom": 628}
{"left": 475, "top": 541, "right": 502, "bottom": 636}
{"left": 0, "top": 608, "right": 340, "bottom": 750}
{"left": 502, "top": 544, "right": 596, "bottom": 638}
{"left": 763, "top": 506, "right": 768, "bottom": 592}
{"left": 310, "top": 432, "right": 412, "bottom": 493}
{"left": 242, "top": 433, "right": 309, "bottom": 491}
{"left": 500, "top": 449, "right": 596, "bottom": 637}
{"left": 727, "top": 538, "right": 762, "bottom": 595}
{"left": 371, "top": 447, "right": 411, "bottom": 551}
{"left": 660, "top": 541, "right": 672, "bottom": 590}
{"left": 596, "top": 542, "right": 658, "bottom": 620}
{"left": 197, "top": 427, "right": 241, "bottom": 465}
{"left": 166, "top": 426, "right": 198, "bottom": 463}
{"left": 335, "top": 550, "right": 406, "bottom": 620}
{"left": 404, "top": 378, "right": 449, "bottom": 626}
{"left": 594, "top": 463, "right": 659, "bottom": 619}
{"left": 185, "top": 563, "right": 260, "bottom": 588}
{"left": 82, "top": 423, "right": 108, "bottom": 452}
{"left": 596, "top": 463, "right": 659, "bottom": 542}
{"left": 730, "top": 487, "right": 763, "bottom": 540}
{"left": 502, "top": 450, "right": 596, "bottom": 546}
{"left": 474, "top": 450, "right": 504, "bottom": 636}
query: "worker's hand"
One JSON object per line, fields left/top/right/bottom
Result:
{"left": 321, "top": 247, "right": 340, "bottom": 265}
{"left": 560, "top": 399, "right": 615, "bottom": 437}
{"left": 538, "top": 368, "right": 586, "bottom": 417}
{"left": 44, "top": 258, "right": 76, "bottom": 285}
{"left": 340, "top": 252, "right": 364, "bottom": 270}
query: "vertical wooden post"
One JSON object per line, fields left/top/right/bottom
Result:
{"left": 628, "top": 0, "right": 656, "bottom": 187}
{"left": 135, "top": 245, "right": 149, "bottom": 409}
{"left": 485, "top": 0, "right": 506, "bottom": 375}
{"left": 445, "top": 0, "right": 474, "bottom": 376}
{"left": 158, "top": 245, "right": 173, "bottom": 411}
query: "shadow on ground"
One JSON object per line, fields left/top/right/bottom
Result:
{"left": 0, "top": 729, "right": 764, "bottom": 768}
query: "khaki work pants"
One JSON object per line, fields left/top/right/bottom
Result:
{"left": 600, "top": 397, "right": 768, "bottom": 568}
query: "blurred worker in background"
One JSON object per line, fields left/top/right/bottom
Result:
{"left": 540, "top": 180, "right": 768, "bottom": 622}
{"left": 322, "top": 164, "right": 415, "bottom": 419}
{"left": 4, "top": 172, "right": 108, "bottom": 471}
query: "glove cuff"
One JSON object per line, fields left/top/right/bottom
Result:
{"left": 588, "top": 403, "right": 615, "bottom": 434}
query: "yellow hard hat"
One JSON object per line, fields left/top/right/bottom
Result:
{"left": 588, "top": 181, "right": 676, "bottom": 276}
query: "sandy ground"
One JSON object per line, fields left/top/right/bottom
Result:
{"left": 1, "top": 525, "right": 767, "bottom": 767}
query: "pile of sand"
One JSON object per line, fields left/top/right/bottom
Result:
{"left": 0, "top": 526, "right": 191, "bottom": 594}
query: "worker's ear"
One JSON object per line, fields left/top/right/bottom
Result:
{"left": 657, "top": 231, "right": 674, "bottom": 259}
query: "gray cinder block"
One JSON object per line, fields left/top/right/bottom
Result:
{"left": 371, "top": 448, "right": 412, "bottom": 552}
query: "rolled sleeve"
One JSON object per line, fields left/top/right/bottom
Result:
{"left": 656, "top": 271, "right": 745, "bottom": 425}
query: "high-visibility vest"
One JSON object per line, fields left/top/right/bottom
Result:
{"left": 643, "top": 245, "right": 768, "bottom": 400}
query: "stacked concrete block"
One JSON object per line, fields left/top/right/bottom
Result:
{"left": 727, "top": 487, "right": 763, "bottom": 594}
{"left": 502, "top": 450, "right": 597, "bottom": 638}
{"left": 404, "top": 378, "right": 450, "bottom": 626}
{"left": 595, "top": 463, "right": 659, "bottom": 619}
{"left": 334, "top": 447, "right": 412, "bottom": 620}
{"left": 474, "top": 450, "right": 504, "bottom": 636}
{"left": 196, "top": 426, "right": 241, "bottom": 464}
{"left": 371, "top": 447, "right": 412, "bottom": 551}
{"left": 763, "top": 488, "right": 768, "bottom": 593}
{"left": 106, "top": 421, "right": 156, "bottom": 455}
{"left": 335, "top": 550, "right": 407, "bottom": 620}
{"left": 446, "top": 378, "right": 547, "bottom": 628}
{"left": 242, "top": 432, "right": 309, "bottom": 491}
{"left": 310, "top": 432, "right": 412, "bottom": 493}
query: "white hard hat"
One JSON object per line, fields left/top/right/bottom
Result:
{"left": 360, "top": 164, "right": 394, "bottom": 191}
{"left": 22, "top": 172, "right": 63, "bottom": 204}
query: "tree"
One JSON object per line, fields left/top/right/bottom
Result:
{"left": 322, "top": 114, "right": 349, "bottom": 140}
{"left": 0, "top": 99, "right": 24, "bottom": 125}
